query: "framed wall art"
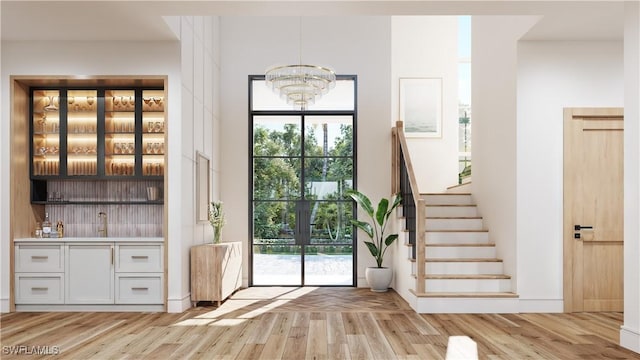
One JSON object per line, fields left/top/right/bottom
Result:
{"left": 399, "top": 77, "right": 443, "bottom": 138}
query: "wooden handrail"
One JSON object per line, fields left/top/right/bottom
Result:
{"left": 393, "top": 121, "right": 426, "bottom": 293}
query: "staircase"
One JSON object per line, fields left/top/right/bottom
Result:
{"left": 392, "top": 121, "right": 518, "bottom": 313}
{"left": 402, "top": 187, "right": 519, "bottom": 313}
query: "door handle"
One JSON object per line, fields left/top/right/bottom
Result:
{"left": 574, "top": 225, "right": 593, "bottom": 231}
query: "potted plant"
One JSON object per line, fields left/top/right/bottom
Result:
{"left": 208, "top": 201, "right": 225, "bottom": 244}
{"left": 346, "top": 189, "right": 402, "bottom": 292}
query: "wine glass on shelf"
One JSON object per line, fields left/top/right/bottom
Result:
{"left": 87, "top": 96, "right": 95, "bottom": 110}
{"left": 44, "top": 96, "right": 58, "bottom": 112}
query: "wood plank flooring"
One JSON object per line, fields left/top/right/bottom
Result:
{"left": 1, "top": 287, "right": 639, "bottom": 359}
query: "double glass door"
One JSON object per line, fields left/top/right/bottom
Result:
{"left": 251, "top": 115, "right": 355, "bottom": 286}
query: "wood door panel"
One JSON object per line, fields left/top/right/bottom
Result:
{"left": 564, "top": 107, "right": 624, "bottom": 312}
{"left": 582, "top": 129, "right": 624, "bottom": 242}
{"left": 583, "top": 243, "right": 624, "bottom": 303}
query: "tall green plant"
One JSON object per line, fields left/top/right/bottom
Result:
{"left": 346, "top": 190, "right": 402, "bottom": 268}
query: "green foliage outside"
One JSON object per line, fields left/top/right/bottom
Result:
{"left": 252, "top": 121, "right": 355, "bottom": 254}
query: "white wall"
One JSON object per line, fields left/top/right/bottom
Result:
{"left": 165, "top": 16, "right": 221, "bottom": 313}
{"left": 0, "top": 16, "right": 220, "bottom": 313}
{"left": 622, "top": 1, "right": 640, "bottom": 353}
{"left": 517, "top": 41, "right": 624, "bottom": 311}
{"left": 220, "top": 16, "right": 392, "bottom": 287}
{"left": 0, "top": 40, "right": 181, "bottom": 313}
{"left": 471, "top": 16, "right": 538, "bottom": 298}
{"left": 391, "top": 16, "right": 459, "bottom": 193}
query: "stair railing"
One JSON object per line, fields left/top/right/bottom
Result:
{"left": 392, "top": 121, "right": 426, "bottom": 293}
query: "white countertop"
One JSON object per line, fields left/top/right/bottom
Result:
{"left": 15, "top": 237, "right": 163, "bottom": 243}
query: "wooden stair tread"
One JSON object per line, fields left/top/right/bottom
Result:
{"left": 425, "top": 229, "right": 488, "bottom": 233}
{"left": 409, "top": 289, "right": 519, "bottom": 298}
{"left": 425, "top": 243, "right": 495, "bottom": 247}
{"left": 426, "top": 258, "right": 502, "bottom": 262}
{"left": 446, "top": 182, "right": 472, "bottom": 190}
{"left": 425, "top": 204, "right": 477, "bottom": 207}
{"left": 425, "top": 274, "right": 511, "bottom": 280}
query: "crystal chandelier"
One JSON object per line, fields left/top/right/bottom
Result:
{"left": 265, "top": 18, "right": 336, "bottom": 110}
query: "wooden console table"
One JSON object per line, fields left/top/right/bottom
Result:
{"left": 190, "top": 242, "right": 242, "bottom": 306}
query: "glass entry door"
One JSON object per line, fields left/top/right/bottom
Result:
{"left": 251, "top": 113, "right": 355, "bottom": 286}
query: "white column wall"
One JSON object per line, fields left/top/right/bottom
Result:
{"left": 0, "top": 40, "right": 181, "bottom": 313}
{"left": 166, "top": 16, "right": 220, "bottom": 313}
{"left": 622, "top": 1, "right": 640, "bottom": 353}
{"left": 220, "top": 16, "right": 392, "bottom": 287}
{"left": 391, "top": 16, "right": 459, "bottom": 193}
{"left": 517, "top": 41, "right": 624, "bottom": 312}
{"left": 471, "top": 16, "right": 538, "bottom": 297}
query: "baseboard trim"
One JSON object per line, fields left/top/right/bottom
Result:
{"left": 518, "top": 299, "right": 563, "bottom": 313}
{"left": 1, "top": 297, "right": 9, "bottom": 313}
{"left": 167, "top": 293, "right": 191, "bottom": 313}
{"left": 15, "top": 304, "right": 164, "bottom": 312}
{"left": 621, "top": 326, "right": 640, "bottom": 354}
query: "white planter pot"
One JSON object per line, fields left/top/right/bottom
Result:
{"left": 365, "top": 267, "right": 393, "bottom": 292}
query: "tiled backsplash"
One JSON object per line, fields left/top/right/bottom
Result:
{"left": 45, "top": 180, "right": 163, "bottom": 237}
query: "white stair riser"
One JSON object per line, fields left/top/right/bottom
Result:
{"left": 427, "top": 246, "right": 496, "bottom": 259}
{"left": 426, "top": 232, "right": 490, "bottom": 244}
{"left": 426, "top": 206, "right": 478, "bottom": 217}
{"left": 426, "top": 261, "right": 504, "bottom": 275}
{"left": 415, "top": 297, "right": 519, "bottom": 314}
{"left": 425, "top": 278, "right": 511, "bottom": 292}
{"left": 426, "top": 218, "right": 483, "bottom": 230}
{"left": 423, "top": 194, "right": 474, "bottom": 205}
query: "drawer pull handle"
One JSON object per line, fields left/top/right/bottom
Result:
{"left": 31, "top": 287, "right": 48, "bottom": 291}
{"left": 132, "top": 287, "right": 149, "bottom": 291}
{"left": 131, "top": 256, "right": 149, "bottom": 260}
{"left": 31, "top": 256, "right": 49, "bottom": 260}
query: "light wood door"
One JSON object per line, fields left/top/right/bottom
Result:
{"left": 564, "top": 108, "right": 624, "bottom": 312}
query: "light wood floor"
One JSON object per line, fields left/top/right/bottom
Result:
{"left": 1, "top": 287, "right": 639, "bottom": 359}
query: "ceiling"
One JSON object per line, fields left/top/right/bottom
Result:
{"left": 0, "top": 1, "right": 625, "bottom": 42}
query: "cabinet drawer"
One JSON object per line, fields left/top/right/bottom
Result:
{"left": 115, "top": 274, "right": 163, "bottom": 304}
{"left": 15, "top": 244, "right": 64, "bottom": 272}
{"left": 15, "top": 273, "right": 64, "bottom": 304}
{"left": 116, "top": 244, "right": 163, "bottom": 273}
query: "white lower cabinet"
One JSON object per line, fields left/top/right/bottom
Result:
{"left": 115, "top": 243, "right": 164, "bottom": 304}
{"left": 66, "top": 243, "right": 115, "bottom": 304}
{"left": 15, "top": 273, "right": 64, "bottom": 304}
{"left": 14, "top": 240, "right": 163, "bottom": 310}
{"left": 115, "top": 274, "right": 163, "bottom": 304}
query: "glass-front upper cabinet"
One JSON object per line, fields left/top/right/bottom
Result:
{"left": 105, "top": 90, "right": 136, "bottom": 177}
{"left": 32, "top": 90, "right": 61, "bottom": 176}
{"left": 142, "top": 90, "right": 165, "bottom": 177}
{"left": 30, "top": 87, "right": 165, "bottom": 180}
{"left": 67, "top": 90, "right": 98, "bottom": 176}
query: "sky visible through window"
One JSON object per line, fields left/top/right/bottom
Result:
{"left": 458, "top": 16, "right": 471, "bottom": 108}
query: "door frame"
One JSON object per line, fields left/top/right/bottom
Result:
{"left": 248, "top": 75, "right": 358, "bottom": 287}
{"left": 563, "top": 107, "right": 624, "bottom": 312}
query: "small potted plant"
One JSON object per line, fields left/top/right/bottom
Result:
{"left": 346, "top": 189, "right": 402, "bottom": 292}
{"left": 208, "top": 201, "right": 225, "bottom": 244}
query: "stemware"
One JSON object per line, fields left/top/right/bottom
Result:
{"left": 44, "top": 95, "right": 58, "bottom": 112}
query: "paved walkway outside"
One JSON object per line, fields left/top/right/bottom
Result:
{"left": 253, "top": 254, "right": 352, "bottom": 285}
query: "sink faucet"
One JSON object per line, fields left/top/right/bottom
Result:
{"left": 98, "top": 212, "right": 108, "bottom": 237}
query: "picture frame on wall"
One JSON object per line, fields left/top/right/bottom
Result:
{"left": 399, "top": 77, "right": 443, "bottom": 138}
{"left": 195, "top": 151, "right": 210, "bottom": 224}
